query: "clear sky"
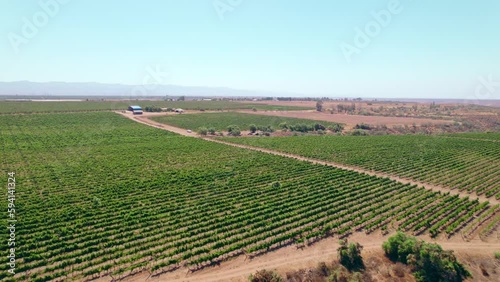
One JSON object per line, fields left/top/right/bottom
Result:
{"left": 1, "top": 0, "right": 499, "bottom": 99}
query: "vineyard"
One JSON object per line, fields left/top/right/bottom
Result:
{"left": 443, "top": 132, "right": 500, "bottom": 141}
{"left": 0, "top": 101, "right": 311, "bottom": 114}
{"left": 219, "top": 135, "right": 500, "bottom": 199}
{"left": 150, "top": 112, "right": 343, "bottom": 132}
{"left": 0, "top": 112, "right": 498, "bottom": 281}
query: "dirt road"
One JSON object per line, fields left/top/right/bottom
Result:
{"left": 115, "top": 231, "right": 499, "bottom": 282}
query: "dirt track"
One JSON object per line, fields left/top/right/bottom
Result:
{"left": 113, "top": 112, "right": 500, "bottom": 282}
{"left": 237, "top": 109, "right": 451, "bottom": 129}
{"left": 115, "top": 232, "right": 499, "bottom": 282}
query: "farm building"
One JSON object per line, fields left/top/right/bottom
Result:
{"left": 128, "top": 105, "right": 143, "bottom": 115}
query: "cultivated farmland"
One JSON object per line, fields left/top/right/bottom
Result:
{"left": 443, "top": 132, "right": 500, "bottom": 141}
{"left": 219, "top": 135, "right": 500, "bottom": 199}
{"left": 150, "top": 112, "right": 343, "bottom": 132}
{"left": 0, "top": 100, "right": 311, "bottom": 114}
{"left": 0, "top": 112, "right": 495, "bottom": 281}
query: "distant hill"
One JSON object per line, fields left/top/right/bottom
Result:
{"left": 0, "top": 81, "right": 288, "bottom": 98}
{"left": 0, "top": 81, "right": 498, "bottom": 107}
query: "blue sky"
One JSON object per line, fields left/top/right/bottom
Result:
{"left": 1, "top": 0, "right": 499, "bottom": 99}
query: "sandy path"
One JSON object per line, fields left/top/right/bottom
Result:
{"left": 113, "top": 231, "right": 499, "bottom": 282}
{"left": 236, "top": 110, "right": 452, "bottom": 128}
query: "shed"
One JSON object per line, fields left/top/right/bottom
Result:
{"left": 128, "top": 105, "right": 143, "bottom": 115}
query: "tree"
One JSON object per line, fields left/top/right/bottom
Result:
{"left": 383, "top": 232, "right": 471, "bottom": 282}
{"left": 337, "top": 239, "right": 364, "bottom": 271}
{"left": 249, "top": 124, "right": 257, "bottom": 133}
{"left": 227, "top": 125, "right": 241, "bottom": 136}
{"left": 197, "top": 127, "right": 208, "bottom": 136}
{"left": 316, "top": 100, "right": 323, "bottom": 112}
{"left": 208, "top": 127, "right": 216, "bottom": 135}
{"left": 314, "top": 123, "right": 326, "bottom": 131}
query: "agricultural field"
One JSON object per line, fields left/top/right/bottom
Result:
{"left": 443, "top": 132, "right": 500, "bottom": 141}
{"left": 219, "top": 135, "right": 500, "bottom": 199}
{"left": 150, "top": 112, "right": 343, "bottom": 132}
{"left": 0, "top": 100, "right": 311, "bottom": 114}
{"left": 1, "top": 112, "right": 496, "bottom": 281}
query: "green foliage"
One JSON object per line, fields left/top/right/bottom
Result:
{"left": 249, "top": 124, "right": 257, "bottom": 133}
{"left": 383, "top": 232, "right": 471, "bottom": 282}
{"left": 495, "top": 252, "right": 500, "bottom": 259}
{"left": 144, "top": 105, "right": 162, "bottom": 112}
{"left": 198, "top": 127, "right": 208, "bottom": 136}
{"left": 208, "top": 127, "right": 216, "bottom": 135}
{"left": 349, "top": 129, "right": 368, "bottom": 136}
{"left": 337, "top": 240, "right": 364, "bottom": 271}
{"left": 0, "top": 100, "right": 312, "bottom": 114}
{"left": 354, "top": 123, "right": 371, "bottom": 130}
{"left": 227, "top": 125, "right": 241, "bottom": 136}
{"left": 382, "top": 232, "right": 417, "bottom": 264}
{"left": 327, "top": 124, "right": 344, "bottom": 133}
{"left": 152, "top": 112, "right": 342, "bottom": 133}
{"left": 271, "top": 182, "right": 281, "bottom": 188}
{"left": 257, "top": 125, "right": 274, "bottom": 133}
{"left": 0, "top": 112, "right": 488, "bottom": 281}
{"left": 220, "top": 134, "right": 499, "bottom": 198}
{"left": 314, "top": 123, "right": 326, "bottom": 131}
{"left": 278, "top": 122, "right": 288, "bottom": 130}
{"left": 249, "top": 269, "right": 283, "bottom": 282}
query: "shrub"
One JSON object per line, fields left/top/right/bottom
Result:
{"left": 255, "top": 125, "right": 274, "bottom": 133}
{"left": 208, "top": 127, "right": 216, "bottom": 135}
{"left": 495, "top": 252, "right": 500, "bottom": 259}
{"left": 227, "top": 125, "right": 241, "bottom": 136}
{"left": 328, "top": 124, "right": 344, "bottom": 133}
{"left": 337, "top": 239, "right": 364, "bottom": 271}
{"left": 382, "top": 232, "right": 416, "bottom": 264}
{"left": 316, "top": 100, "right": 323, "bottom": 112}
{"left": 383, "top": 232, "right": 470, "bottom": 282}
{"left": 290, "top": 123, "right": 313, "bottom": 133}
{"left": 197, "top": 127, "right": 208, "bottom": 136}
{"left": 314, "top": 123, "right": 326, "bottom": 131}
{"left": 144, "top": 105, "right": 162, "bottom": 112}
{"left": 350, "top": 130, "right": 368, "bottom": 136}
{"left": 249, "top": 269, "right": 283, "bottom": 282}
{"left": 354, "top": 123, "right": 371, "bottom": 130}
{"left": 278, "top": 122, "right": 288, "bottom": 130}
{"left": 249, "top": 124, "right": 257, "bottom": 133}
{"left": 317, "top": 262, "right": 330, "bottom": 277}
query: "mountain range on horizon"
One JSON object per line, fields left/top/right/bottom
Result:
{"left": 0, "top": 81, "right": 499, "bottom": 108}
{"left": 0, "top": 81, "right": 301, "bottom": 98}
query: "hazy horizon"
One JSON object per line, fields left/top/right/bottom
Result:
{"left": 1, "top": 0, "right": 499, "bottom": 100}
